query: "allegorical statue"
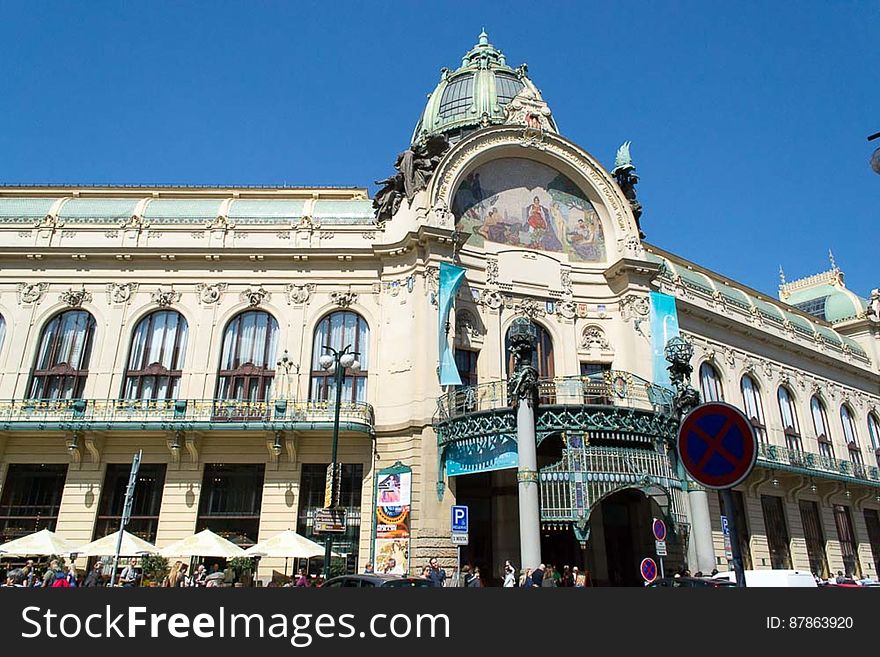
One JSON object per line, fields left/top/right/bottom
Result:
{"left": 373, "top": 134, "right": 450, "bottom": 223}
{"left": 611, "top": 141, "right": 645, "bottom": 238}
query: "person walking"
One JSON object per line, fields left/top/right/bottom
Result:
{"left": 466, "top": 566, "right": 482, "bottom": 587}
{"left": 118, "top": 558, "right": 139, "bottom": 587}
{"left": 530, "top": 563, "right": 545, "bottom": 587}
{"left": 520, "top": 568, "right": 532, "bottom": 588}
{"left": 363, "top": 562, "right": 374, "bottom": 574}
{"left": 503, "top": 561, "right": 517, "bottom": 587}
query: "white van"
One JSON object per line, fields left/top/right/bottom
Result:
{"left": 712, "top": 569, "right": 817, "bottom": 587}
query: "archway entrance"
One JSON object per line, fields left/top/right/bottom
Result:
{"left": 452, "top": 469, "right": 519, "bottom": 585}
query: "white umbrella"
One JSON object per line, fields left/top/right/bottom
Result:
{"left": 0, "top": 528, "right": 79, "bottom": 557}
{"left": 245, "top": 530, "right": 339, "bottom": 559}
{"left": 160, "top": 529, "right": 246, "bottom": 558}
{"left": 74, "top": 530, "right": 158, "bottom": 557}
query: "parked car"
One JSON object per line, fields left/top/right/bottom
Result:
{"left": 320, "top": 574, "right": 433, "bottom": 588}
{"left": 648, "top": 576, "right": 735, "bottom": 588}
{"left": 712, "top": 569, "right": 817, "bottom": 587}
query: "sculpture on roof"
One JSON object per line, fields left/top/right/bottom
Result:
{"left": 373, "top": 134, "right": 450, "bottom": 223}
{"left": 611, "top": 141, "right": 644, "bottom": 239}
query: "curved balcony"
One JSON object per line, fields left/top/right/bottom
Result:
{"left": 0, "top": 398, "right": 375, "bottom": 435}
{"left": 757, "top": 442, "right": 880, "bottom": 488}
{"left": 435, "top": 372, "right": 679, "bottom": 447}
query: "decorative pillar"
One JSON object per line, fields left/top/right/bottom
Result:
{"left": 508, "top": 318, "right": 542, "bottom": 570}
{"left": 664, "top": 335, "right": 716, "bottom": 572}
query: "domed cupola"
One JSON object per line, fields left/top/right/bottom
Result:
{"left": 412, "top": 30, "right": 558, "bottom": 144}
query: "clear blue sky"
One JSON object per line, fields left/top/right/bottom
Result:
{"left": 1, "top": 1, "right": 877, "bottom": 298}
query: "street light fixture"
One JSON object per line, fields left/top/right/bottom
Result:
{"left": 319, "top": 343, "right": 360, "bottom": 579}
{"left": 869, "top": 132, "right": 880, "bottom": 175}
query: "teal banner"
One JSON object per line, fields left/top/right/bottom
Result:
{"left": 650, "top": 291, "right": 680, "bottom": 387}
{"left": 445, "top": 435, "right": 519, "bottom": 477}
{"left": 438, "top": 262, "right": 466, "bottom": 386}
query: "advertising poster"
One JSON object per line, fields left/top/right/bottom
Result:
{"left": 373, "top": 465, "right": 411, "bottom": 575}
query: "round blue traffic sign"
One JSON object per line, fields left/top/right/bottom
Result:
{"left": 652, "top": 518, "right": 667, "bottom": 542}
{"left": 640, "top": 557, "right": 658, "bottom": 583}
{"left": 678, "top": 402, "right": 757, "bottom": 489}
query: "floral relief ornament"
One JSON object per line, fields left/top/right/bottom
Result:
{"left": 17, "top": 282, "right": 48, "bottom": 305}
{"left": 60, "top": 288, "right": 92, "bottom": 308}
{"left": 330, "top": 291, "right": 357, "bottom": 308}
{"left": 196, "top": 282, "right": 227, "bottom": 305}
{"left": 151, "top": 288, "right": 181, "bottom": 308}
{"left": 241, "top": 286, "right": 271, "bottom": 307}
{"left": 582, "top": 325, "right": 611, "bottom": 351}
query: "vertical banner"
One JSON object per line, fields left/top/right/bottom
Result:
{"left": 372, "top": 462, "right": 412, "bottom": 575}
{"left": 438, "top": 262, "right": 466, "bottom": 386}
{"left": 649, "top": 291, "right": 680, "bottom": 387}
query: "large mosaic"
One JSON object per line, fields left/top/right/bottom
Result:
{"left": 452, "top": 158, "right": 605, "bottom": 262}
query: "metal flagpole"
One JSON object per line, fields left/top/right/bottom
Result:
{"left": 110, "top": 449, "right": 142, "bottom": 587}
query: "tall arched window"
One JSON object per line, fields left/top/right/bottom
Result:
{"left": 216, "top": 311, "right": 279, "bottom": 402}
{"left": 777, "top": 386, "right": 802, "bottom": 453}
{"left": 868, "top": 413, "right": 880, "bottom": 451}
{"left": 740, "top": 375, "right": 767, "bottom": 445}
{"left": 841, "top": 405, "right": 865, "bottom": 471}
{"left": 123, "top": 310, "right": 188, "bottom": 400}
{"left": 29, "top": 310, "right": 97, "bottom": 400}
{"left": 810, "top": 396, "right": 834, "bottom": 461}
{"left": 699, "top": 362, "right": 724, "bottom": 402}
{"left": 505, "top": 322, "right": 555, "bottom": 378}
{"left": 310, "top": 311, "right": 370, "bottom": 403}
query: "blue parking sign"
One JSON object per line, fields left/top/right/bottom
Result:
{"left": 451, "top": 505, "right": 468, "bottom": 534}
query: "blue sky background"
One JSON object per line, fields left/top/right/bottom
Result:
{"left": 1, "top": 1, "right": 877, "bottom": 299}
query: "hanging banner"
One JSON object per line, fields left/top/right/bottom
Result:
{"left": 438, "top": 262, "right": 466, "bottom": 386}
{"left": 445, "top": 434, "right": 519, "bottom": 477}
{"left": 650, "top": 291, "right": 680, "bottom": 387}
{"left": 372, "top": 463, "right": 412, "bottom": 576}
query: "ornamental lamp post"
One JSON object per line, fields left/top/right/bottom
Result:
{"left": 319, "top": 344, "right": 361, "bottom": 579}
{"left": 869, "top": 132, "right": 880, "bottom": 175}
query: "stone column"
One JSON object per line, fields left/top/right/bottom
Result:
{"left": 687, "top": 487, "right": 716, "bottom": 573}
{"left": 508, "top": 318, "right": 542, "bottom": 571}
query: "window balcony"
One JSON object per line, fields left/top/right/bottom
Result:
{"left": 0, "top": 398, "right": 375, "bottom": 435}
{"left": 758, "top": 441, "right": 880, "bottom": 487}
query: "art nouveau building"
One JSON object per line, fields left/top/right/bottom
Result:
{"left": 0, "top": 33, "right": 878, "bottom": 585}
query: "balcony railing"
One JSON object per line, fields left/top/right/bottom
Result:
{"left": 758, "top": 442, "right": 880, "bottom": 485}
{"left": 0, "top": 398, "right": 375, "bottom": 433}
{"left": 436, "top": 371, "right": 675, "bottom": 421}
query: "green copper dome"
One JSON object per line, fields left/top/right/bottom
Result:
{"left": 412, "top": 30, "right": 557, "bottom": 144}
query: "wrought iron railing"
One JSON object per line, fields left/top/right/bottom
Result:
{"left": 0, "top": 398, "right": 375, "bottom": 429}
{"left": 436, "top": 371, "right": 675, "bottom": 421}
{"left": 758, "top": 442, "right": 880, "bottom": 484}
{"left": 539, "top": 446, "right": 687, "bottom": 523}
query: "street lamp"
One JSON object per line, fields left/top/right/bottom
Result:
{"left": 319, "top": 343, "right": 360, "bottom": 579}
{"left": 869, "top": 132, "right": 880, "bottom": 175}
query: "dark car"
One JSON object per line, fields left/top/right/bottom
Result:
{"left": 648, "top": 576, "right": 735, "bottom": 588}
{"left": 320, "top": 574, "right": 433, "bottom": 588}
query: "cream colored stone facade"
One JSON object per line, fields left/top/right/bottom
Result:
{"left": 1, "top": 61, "right": 879, "bottom": 586}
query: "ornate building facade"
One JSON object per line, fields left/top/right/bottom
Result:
{"left": 0, "top": 32, "right": 878, "bottom": 585}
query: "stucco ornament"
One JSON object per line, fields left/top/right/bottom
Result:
{"left": 286, "top": 283, "right": 316, "bottom": 305}
{"left": 17, "top": 282, "right": 48, "bottom": 305}
{"left": 330, "top": 291, "right": 357, "bottom": 308}
{"left": 556, "top": 299, "right": 577, "bottom": 320}
{"left": 241, "top": 286, "right": 271, "bottom": 307}
{"left": 60, "top": 288, "right": 92, "bottom": 308}
{"left": 107, "top": 282, "right": 138, "bottom": 304}
{"left": 481, "top": 290, "right": 503, "bottom": 311}
{"left": 196, "top": 282, "right": 227, "bottom": 305}
{"left": 151, "top": 288, "right": 181, "bottom": 308}
{"left": 581, "top": 325, "right": 611, "bottom": 351}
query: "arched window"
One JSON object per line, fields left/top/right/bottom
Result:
{"left": 868, "top": 413, "right": 880, "bottom": 451}
{"left": 123, "top": 310, "right": 188, "bottom": 400}
{"left": 777, "top": 386, "right": 802, "bottom": 453}
{"left": 310, "top": 311, "right": 370, "bottom": 403}
{"left": 740, "top": 375, "right": 767, "bottom": 445}
{"left": 841, "top": 405, "right": 865, "bottom": 472}
{"left": 699, "top": 362, "right": 724, "bottom": 402}
{"left": 505, "top": 322, "right": 555, "bottom": 378}
{"left": 810, "top": 396, "right": 834, "bottom": 461}
{"left": 216, "top": 311, "right": 279, "bottom": 402}
{"left": 29, "top": 310, "right": 96, "bottom": 400}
